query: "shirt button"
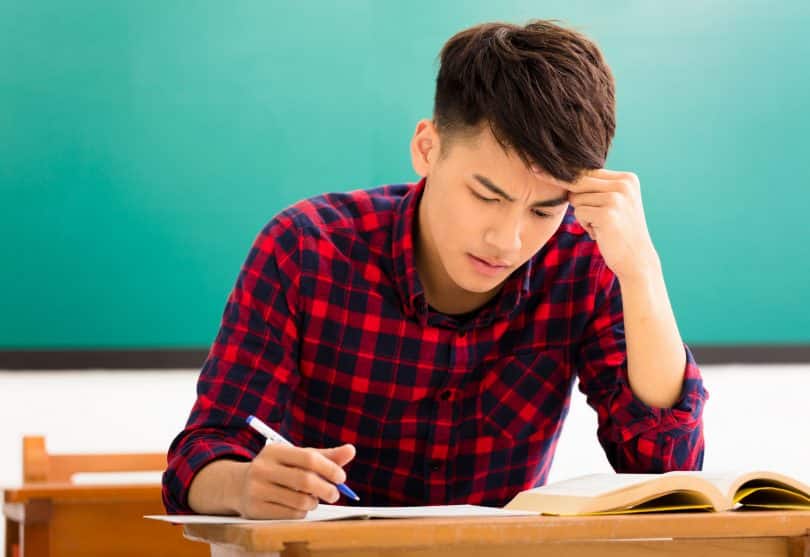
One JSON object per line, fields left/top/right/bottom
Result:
{"left": 439, "top": 389, "right": 452, "bottom": 401}
{"left": 429, "top": 460, "right": 442, "bottom": 472}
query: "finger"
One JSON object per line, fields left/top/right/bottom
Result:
{"left": 568, "top": 191, "right": 620, "bottom": 208}
{"left": 246, "top": 475, "right": 319, "bottom": 512}
{"left": 586, "top": 168, "right": 623, "bottom": 177}
{"left": 577, "top": 169, "right": 640, "bottom": 194}
{"left": 317, "top": 444, "right": 356, "bottom": 468}
{"left": 261, "top": 482, "right": 319, "bottom": 512}
{"left": 241, "top": 499, "right": 308, "bottom": 520}
{"left": 266, "top": 444, "right": 346, "bottom": 485}
{"left": 267, "top": 461, "right": 340, "bottom": 503}
{"left": 559, "top": 173, "right": 616, "bottom": 193}
{"left": 572, "top": 205, "right": 603, "bottom": 229}
{"left": 588, "top": 168, "right": 640, "bottom": 184}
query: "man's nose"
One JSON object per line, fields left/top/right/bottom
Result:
{"left": 483, "top": 217, "right": 522, "bottom": 253}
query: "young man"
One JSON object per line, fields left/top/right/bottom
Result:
{"left": 163, "top": 20, "right": 707, "bottom": 518}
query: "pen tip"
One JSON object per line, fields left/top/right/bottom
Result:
{"left": 338, "top": 484, "right": 361, "bottom": 501}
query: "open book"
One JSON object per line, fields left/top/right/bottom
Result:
{"left": 504, "top": 471, "right": 810, "bottom": 515}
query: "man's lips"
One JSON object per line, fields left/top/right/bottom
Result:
{"left": 469, "top": 254, "right": 512, "bottom": 268}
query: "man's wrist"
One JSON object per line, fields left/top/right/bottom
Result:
{"left": 188, "top": 458, "right": 250, "bottom": 515}
{"left": 225, "top": 460, "right": 250, "bottom": 515}
{"left": 615, "top": 247, "right": 662, "bottom": 288}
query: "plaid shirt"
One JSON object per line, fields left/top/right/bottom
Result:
{"left": 162, "top": 178, "right": 708, "bottom": 513}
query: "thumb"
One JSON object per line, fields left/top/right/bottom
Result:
{"left": 316, "top": 444, "right": 356, "bottom": 467}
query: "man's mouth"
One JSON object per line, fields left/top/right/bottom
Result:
{"left": 467, "top": 253, "right": 512, "bottom": 274}
{"left": 473, "top": 255, "right": 510, "bottom": 267}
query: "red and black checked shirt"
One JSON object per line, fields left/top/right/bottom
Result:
{"left": 162, "top": 178, "right": 708, "bottom": 513}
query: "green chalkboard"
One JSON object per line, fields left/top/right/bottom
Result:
{"left": 2, "top": 1, "right": 809, "bottom": 348}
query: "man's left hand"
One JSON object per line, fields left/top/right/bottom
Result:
{"left": 560, "top": 168, "right": 659, "bottom": 282}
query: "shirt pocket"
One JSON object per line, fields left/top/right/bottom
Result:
{"left": 477, "top": 347, "right": 571, "bottom": 442}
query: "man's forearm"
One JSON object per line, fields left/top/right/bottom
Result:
{"left": 187, "top": 459, "right": 248, "bottom": 515}
{"left": 619, "top": 256, "right": 687, "bottom": 409}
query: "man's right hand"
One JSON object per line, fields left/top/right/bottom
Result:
{"left": 236, "top": 443, "right": 356, "bottom": 518}
{"left": 187, "top": 443, "right": 356, "bottom": 519}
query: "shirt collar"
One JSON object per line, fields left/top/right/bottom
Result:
{"left": 391, "top": 178, "right": 427, "bottom": 321}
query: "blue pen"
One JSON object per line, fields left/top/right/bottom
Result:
{"left": 246, "top": 414, "right": 360, "bottom": 501}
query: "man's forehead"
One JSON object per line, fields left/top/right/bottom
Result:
{"left": 474, "top": 136, "right": 567, "bottom": 185}
{"left": 529, "top": 164, "right": 573, "bottom": 189}
{"left": 446, "top": 125, "right": 572, "bottom": 192}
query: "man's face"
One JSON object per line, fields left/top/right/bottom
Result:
{"left": 413, "top": 121, "right": 570, "bottom": 300}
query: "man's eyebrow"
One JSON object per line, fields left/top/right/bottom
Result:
{"left": 472, "top": 173, "right": 568, "bottom": 208}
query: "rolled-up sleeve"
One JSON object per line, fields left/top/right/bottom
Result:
{"left": 575, "top": 261, "right": 709, "bottom": 473}
{"left": 161, "top": 214, "right": 302, "bottom": 513}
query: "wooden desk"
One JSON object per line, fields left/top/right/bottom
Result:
{"left": 3, "top": 483, "right": 207, "bottom": 557}
{"left": 184, "top": 511, "right": 810, "bottom": 557}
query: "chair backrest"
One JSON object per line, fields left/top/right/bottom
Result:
{"left": 22, "top": 435, "right": 166, "bottom": 483}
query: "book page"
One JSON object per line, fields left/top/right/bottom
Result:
{"left": 146, "top": 504, "right": 538, "bottom": 524}
{"left": 583, "top": 491, "right": 713, "bottom": 515}
{"left": 529, "top": 472, "right": 744, "bottom": 501}
{"left": 666, "top": 470, "right": 810, "bottom": 502}
{"left": 510, "top": 471, "right": 810, "bottom": 515}
{"left": 664, "top": 471, "right": 747, "bottom": 497}
{"left": 507, "top": 472, "right": 728, "bottom": 514}
{"left": 735, "top": 486, "right": 810, "bottom": 508}
{"left": 519, "top": 474, "right": 662, "bottom": 497}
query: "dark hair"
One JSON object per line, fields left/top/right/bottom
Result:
{"left": 434, "top": 20, "right": 615, "bottom": 182}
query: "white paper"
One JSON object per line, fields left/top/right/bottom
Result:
{"left": 146, "top": 504, "right": 539, "bottom": 524}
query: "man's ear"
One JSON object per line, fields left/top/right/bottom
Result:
{"left": 410, "top": 119, "right": 440, "bottom": 177}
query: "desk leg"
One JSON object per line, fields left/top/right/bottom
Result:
{"left": 788, "top": 534, "right": 809, "bottom": 557}
{"left": 19, "top": 521, "right": 48, "bottom": 557}
{"left": 5, "top": 518, "right": 20, "bottom": 557}
{"left": 210, "top": 545, "right": 279, "bottom": 557}
{"left": 6, "top": 500, "right": 51, "bottom": 557}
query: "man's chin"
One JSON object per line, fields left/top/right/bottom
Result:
{"left": 452, "top": 273, "right": 506, "bottom": 296}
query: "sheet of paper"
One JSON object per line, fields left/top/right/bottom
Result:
{"left": 146, "top": 504, "right": 539, "bottom": 524}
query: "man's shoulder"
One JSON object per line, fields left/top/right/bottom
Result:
{"left": 279, "top": 183, "right": 413, "bottom": 235}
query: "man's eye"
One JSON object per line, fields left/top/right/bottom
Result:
{"left": 471, "top": 190, "right": 499, "bottom": 203}
{"left": 532, "top": 209, "right": 551, "bottom": 218}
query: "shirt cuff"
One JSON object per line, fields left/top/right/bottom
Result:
{"left": 608, "top": 344, "right": 709, "bottom": 444}
{"left": 162, "top": 438, "right": 257, "bottom": 514}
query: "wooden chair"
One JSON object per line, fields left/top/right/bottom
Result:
{"left": 21, "top": 436, "right": 167, "bottom": 484}
{"left": 3, "top": 435, "right": 207, "bottom": 557}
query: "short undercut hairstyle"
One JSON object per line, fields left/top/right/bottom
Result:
{"left": 434, "top": 20, "right": 616, "bottom": 183}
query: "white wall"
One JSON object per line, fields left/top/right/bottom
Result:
{"left": 551, "top": 365, "right": 810, "bottom": 482}
{"left": 2, "top": 365, "right": 809, "bottom": 549}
